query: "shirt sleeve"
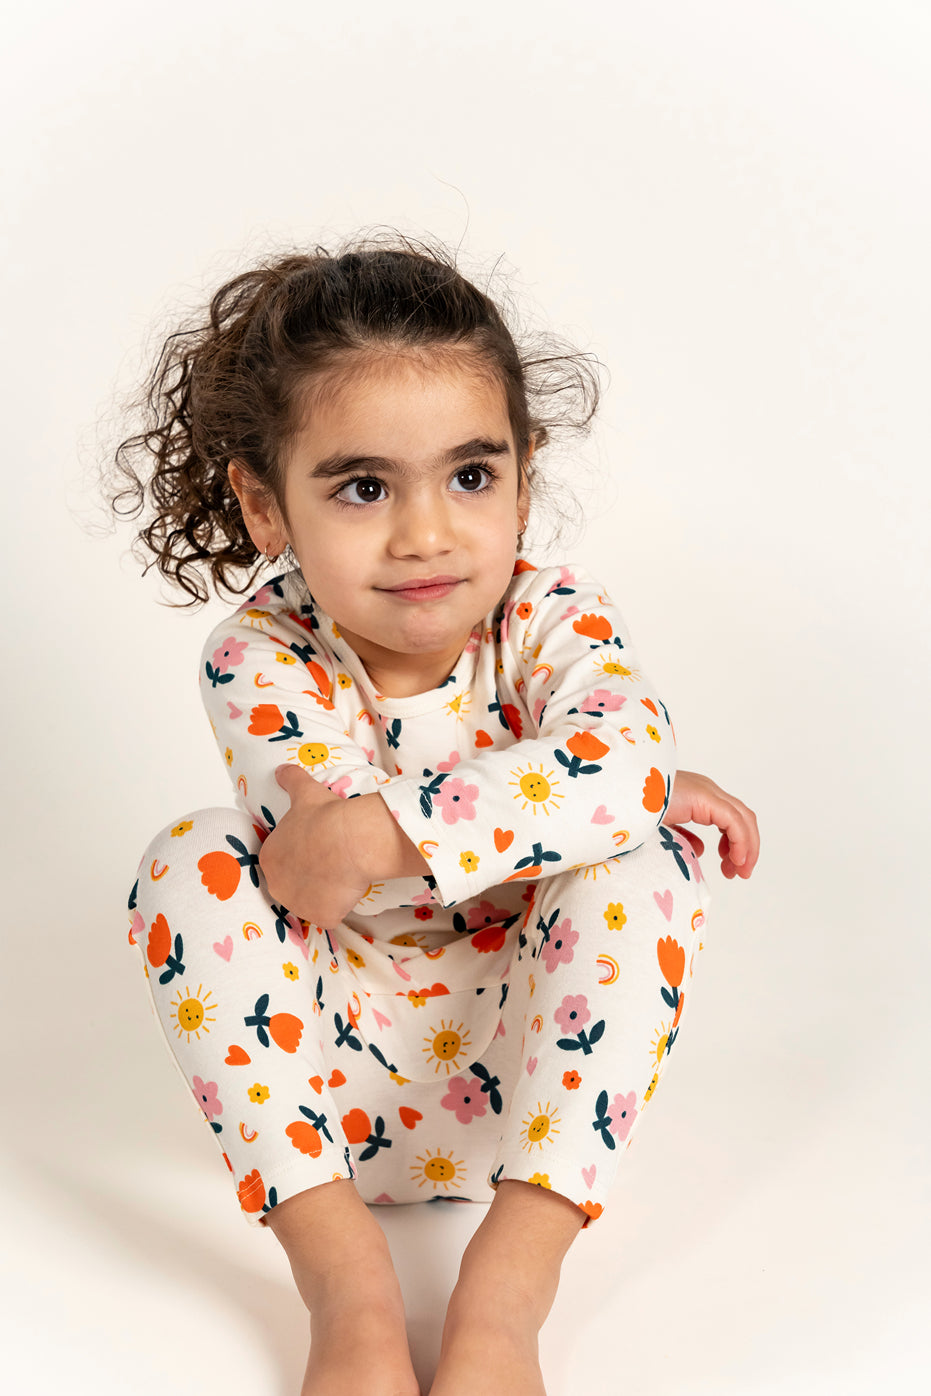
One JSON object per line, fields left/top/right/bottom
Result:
{"left": 386, "top": 565, "right": 676, "bottom": 907}
{"left": 199, "top": 598, "right": 437, "bottom": 912}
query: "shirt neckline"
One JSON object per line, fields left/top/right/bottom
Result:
{"left": 281, "top": 573, "right": 485, "bottom": 716}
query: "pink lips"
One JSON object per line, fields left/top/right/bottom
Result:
{"left": 381, "top": 575, "right": 461, "bottom": 602}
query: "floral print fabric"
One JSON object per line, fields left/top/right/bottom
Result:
{"left": 128, "top": 562, "right": 708, "bottom": 1224}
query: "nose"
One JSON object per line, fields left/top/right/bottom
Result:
{"left": 388, "top": 489, "right": 455, "bottom": 560}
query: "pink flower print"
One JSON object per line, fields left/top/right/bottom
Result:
{"left": 192, "top": 1076, "right": 223, "bottom": 1122}
{"left": 251, "top": 583, "right": 275, "bottom": 605}
{"left": 554, "top": 994, "right": 591, "bottom": 1034}
{"left": 437, "top": 751, "right": 461, "bottom": 772}
{"left": 547, "top": 566, "right": 577, "bottom": 595}
{"left": 676, "top": 832, "right": 704, "bottom": 883}
{"left": 433, "top": 776, "right": 479, "bottom": 824}
{"left": 128, "top": 910, "right": 144, "bottom": 946}
{"left": 324, "top": 774, "right": 352, "bottom": 798}
{"left": 581, "top": 688, "right": 627, "bottom": 716}
{"left": 497, "top": 600, "right": 517, "bottom": 642}
{"left": 465, "top": 900, "right": 514, "bottom": 931}
{"left": 540, "top": 918, "right": 579, "bottom": 974}
{"left": 286, "top": 916, "right": 311, "bottom": 960}
{"left": 609, "top": 1090, "right": 638, "bottom": 1142}
{"left": 441, "top": 1076, "right": 487, "bottom": 1124}
{"left": 211, "top": 636, "right": 248, "bottom": 674}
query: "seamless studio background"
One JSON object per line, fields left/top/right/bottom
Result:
{"left": 2, "top": 2, "right": 928, "bottom": 1393}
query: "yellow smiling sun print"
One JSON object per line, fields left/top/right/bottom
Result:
{"left": 444, "top": 691, "right": 471, "bottom": 721}
{"left": 286, "top": 741, "right": 339, "bottom": 771}
{"left": 508, "top": 764, "right": 563, "bottom": 816}
{"left": 595, "top": 657, "right": 640, "bottom": 682}
{"left": 422, "top": 1019, "right": 472, "bottom": 1075}
{"left": 170, "top": 984, "right": 218, "bottom": 1043}
{"left": 520, "top": 1101, "right": 562, "bottom": 1152}
{"left": 411, "top": 1148, "right": 466, "bottom": 1192}
{"left": 650, "top": 1019, "right": 673, "bottom": 1069}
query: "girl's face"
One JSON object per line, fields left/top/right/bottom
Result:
{"left": 233, "top": 353, "right": 529, "bottom": 697}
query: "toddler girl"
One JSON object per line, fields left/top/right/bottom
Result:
{"left": 113, "top": 239, "right": 758, "bottom": 1396}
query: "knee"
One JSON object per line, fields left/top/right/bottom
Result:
{"left": 523, "top": 824, "right": 707, "bottom": 948}
{"left": 130, "top": 806, "right": 264, "bottom": 915}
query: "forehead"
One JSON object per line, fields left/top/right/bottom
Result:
{"left": 291, "top": 351, "right": 514, "bottom": 464}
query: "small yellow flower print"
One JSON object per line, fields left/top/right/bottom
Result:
{"left": 282, "top": 962, "right": 299, "bottom": 980}
{"left": 345, "top": 947, "right": 366, "bottom": 969}
{"left": 275, "top": 651, "right": 297, "bottom": 665}
{"left": 337, "top": 672, "right": 352, "bottom": 689}
{"left": 528, "top": 1172, "right": 552, "bottom": 1189}
{"left": 170, "top": 820, "right": 193, "bottom": 838}
{"left": 224, "top": 746, "right": 233, "bottom": 766}
{"left": 459, "top": 850, "right": 480, "bottom": 873}
{"left": 248, "top": 1084, "right": 270, "bottom": 1104}
{"left": 604, "top": 902, "right": 627, "bottom": 931}
{"left": 646, "top": 724, "right": 660, "bottom": 743}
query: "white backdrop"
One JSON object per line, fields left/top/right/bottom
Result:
{"left": 3, "top": 2, "right": 929, "bottom": 1393}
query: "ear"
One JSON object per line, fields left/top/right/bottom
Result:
{"left": 517, "top": 438, "right": 534, "bottom": 531}
{"left": 228, "top": 461, "right": 288, "bottom": 557}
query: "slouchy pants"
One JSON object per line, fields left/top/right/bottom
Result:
{"left": 128, "top": 810, "right": 707, "bottom": 1226}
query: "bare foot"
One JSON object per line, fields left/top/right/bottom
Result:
{"left": 430, "top": 1276, "right": 547, "bottom": 1396}
{"left": 263, "top": 1181, "right": 420, "bottom": 1396}
{"left": 298, "top": 1254, "right": 421, "bottom": 1396}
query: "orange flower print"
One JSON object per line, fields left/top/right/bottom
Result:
{"left": 572, "top": 613, "right": 612, "bottom": 642}
{"left": 269, "top": 1012, "right": 304, "bottom": 1052}
{"left": 672, "top": 991, "right": 686, "bottom": 1030}
{"left": 198, "top": 850, "right": 241, "bottom": 900}
{"left": 566, "top": 731, "right": 610, "bottom": 762}
{"left": 641, "top": 767, "right": 668, "bottom": 814}
{"left": 516, "top": 602, "right": 533, "bottom": 619}
{"left": 562, "top": 1070, "right": 582, "bottom": 1091}
{"left": 341, "top": 1108, "right": 372, "bottom": 1145}
{"left": 237, "top": 1168, "right": 266, "bottom": 1213}
{"left": 146, "top": 913, "right": 171, "bottom": 967}
{"left": 286, "top": 1121, "right": 323, "bottom": 1157}
{"left": 580, "top": 1201, "right": 604, "bottom": 1223}
{"left": 245, "top": 994, "right": 304, "bottom": 1052}
{"left": 306, "top": 660, "right": 333, "bottom": 703}
{"left": 248, "top": 703, "right": 285, "bottom": 736}
{"left": 471, "top": 925, "right": 508, "bottom": 954}
{"left": 657, "top": 936, "right": 685, "bottom": 988}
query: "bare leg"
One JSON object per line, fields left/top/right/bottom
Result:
{"left": 430, "top": 1180, "right": 585, "bottom": 1395}
{"left": 264, "top": 1178, "right": 421, "bottom": 1396}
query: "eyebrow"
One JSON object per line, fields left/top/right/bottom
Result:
{"left": 309, "top": 437, "right": 512, "bottom": 480}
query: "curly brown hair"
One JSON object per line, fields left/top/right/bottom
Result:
{"left": 108, "top": 235, "right": 602, "bottom": 605}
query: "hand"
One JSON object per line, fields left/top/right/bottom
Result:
{"left": 662, "top": 769, "right": 759, "bottom": 880}
{"left": 258, "top": 766, "right": 373, "bottom": 927}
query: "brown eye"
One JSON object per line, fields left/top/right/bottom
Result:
{"left": 337, "top": 477, "right": 385, "bottom": 504}
{"left": 451, "top": 466, "right": 490, "bottom": 493}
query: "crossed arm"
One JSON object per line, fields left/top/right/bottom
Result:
{"left": 259, "top": 765, "right": 760, "bottom": 929}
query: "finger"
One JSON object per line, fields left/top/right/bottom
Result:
{"left": 676, "top": 827, "right": 705, "bottom": 858}
{"left": 275, "top": 762, "right": 310, "bottom": 793}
